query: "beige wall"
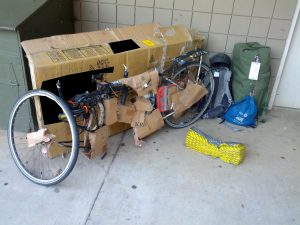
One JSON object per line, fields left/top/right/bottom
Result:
{"left": 274, "top": 12, "right": 300, "bottom": 108}
{"left": 73, "top": 0, "right": 297, "bottom": 80}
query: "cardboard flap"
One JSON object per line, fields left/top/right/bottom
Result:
{"left": 117, "top": 103, "right": 136, "bottom": 124}
{"left": 179, "top": 83, "right": 208, "bottom": 108}
{"left": 27, "top": 128, "right": 55, "bottom": 148}
{"left": 131, "top": 111, "right": 146, "bottom": 127}
{"left": 85, "top": 125, "right": 109, "bottom": 159}
{"left": 119, "top": 70, "right": 159, "bottom": 96}
{"left": 171, "top": 90, "right": 185, "bottom": 115}
{"left": 134, "top": 97, "right": 153, "bottom": 112}
{"left": 134, "top": 109, "right": 164, "bottom": 139}
{"left": 119, "top": 70, "right": 151, "bottom": 90}
{"left": 104, "top": 98, "right": 118, "bottom": 125}
{"left": 171, "top": 83, "right": 208, "bottom": 116}
{"left": 138, "top": 70, "right": 160, "bottom": 96}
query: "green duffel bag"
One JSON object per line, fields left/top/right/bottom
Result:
{"left": 232, "top": 42, "right": 271, "bottom": 117}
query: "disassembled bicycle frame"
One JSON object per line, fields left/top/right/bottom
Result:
{"left": 49, "top": 50, "right": 208, "bottom": 151}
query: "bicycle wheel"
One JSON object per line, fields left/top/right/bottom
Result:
{"left": 7, "top": 90, "right": 79, "bottom": 186}
{"left": 163, "top": 62, "right": 214, "bottom": 128}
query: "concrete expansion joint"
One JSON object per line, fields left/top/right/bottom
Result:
{"left": 83, "top": 131, "right": 127, "bottom": 225}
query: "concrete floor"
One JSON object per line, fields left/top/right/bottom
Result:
{"left": 0, "top": 107, "right": 299, "bottom": 225}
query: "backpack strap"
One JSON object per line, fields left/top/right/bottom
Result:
{"left": 213, "top": 68, "right": 233, "bottom": 108}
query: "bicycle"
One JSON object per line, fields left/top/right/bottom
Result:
{"left": 7, "top": 48, "right": 214, "bottom": 186}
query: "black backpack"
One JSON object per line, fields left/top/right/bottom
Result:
{"left": 203, "top": 53, "right": 233, "bottom": 119}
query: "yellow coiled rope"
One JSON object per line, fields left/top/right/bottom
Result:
{"left": 185, "top": 127, "right": 245, "bottom": 165}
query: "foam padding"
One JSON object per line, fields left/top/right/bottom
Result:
{"left": 185, "top": 127, "right": 245, "bottom": 165}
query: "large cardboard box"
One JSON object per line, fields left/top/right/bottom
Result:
{"left": 21, "top": 23, "right": 195, "bottom": 118}
{"left": 21, "top": 23, "right": 197, "bottom": 89}
{"left": 20, "top": 23, "right": 202, "bottom": 158}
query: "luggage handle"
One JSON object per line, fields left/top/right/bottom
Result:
{"left": 242, "top": 42, "right": 269, "bottom": 51}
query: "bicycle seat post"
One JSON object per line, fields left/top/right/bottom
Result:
{"left": 123, "top": 64, "right": 128, "bottom": 78}
{"left": 120, "top": 64, "right": 129, "bottom": 105}
{"left": 56, "top": 80, "right": 65, "bottom": 100}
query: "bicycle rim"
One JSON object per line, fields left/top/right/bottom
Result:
{"left": 7, "top": 90, "right": 79, "bottom": 186}
{"left": 163, "top": 63, "right": 214, "bottom": 128}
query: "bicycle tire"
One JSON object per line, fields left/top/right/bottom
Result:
{"left": 7, "top": 90, "right": 79, "bottom": 186}
{"left": 163, "top": 62, "right": 214, "bottom": 128}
